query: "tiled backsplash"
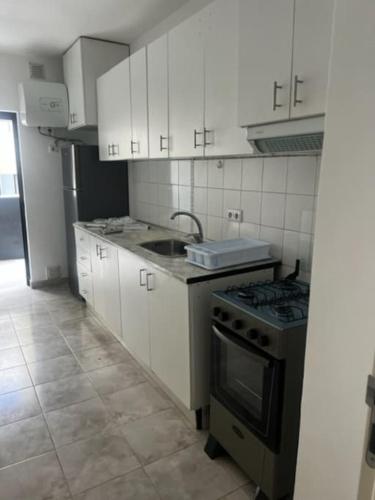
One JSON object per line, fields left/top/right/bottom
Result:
{"left": 128, "top": 156, "right": 320, "bottom": 280}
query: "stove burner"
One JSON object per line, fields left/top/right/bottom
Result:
{"left": 270, "top": 303, "right": 306, "bottom": 322}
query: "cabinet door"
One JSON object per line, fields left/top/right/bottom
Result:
{"left": 168, "top": 12, "right": 205, "bottom": 158}
{"left": 90, "top": 237, "right": 105, "bottom": 319}
{"left": 204, "top": 0, "right": 249, "bottom": 156}
{"left": 148, "top": 267, "right": 191, "bottom": 408}
{"left": 99, "top": 243, "right": 122, "bottom": 338}
{"left": 147, "top": 34, "right": 169, "bottom": 159}
{"left": 290, "top": 0, "right": 335, "bottom": 118}
{"left": 238, "top": 0, "right": 294, "bottom": 126}
{"left": 97, "top": 59, "right": 132, "bottom": 161}
{"left": 130, "top": 48, "right": 149, "bottom": 159}
{"left": 63, "top": 41, "right": 86, "bottom": 130}
{"left": 119, "top": 250, "right": 150, "bottom": 366}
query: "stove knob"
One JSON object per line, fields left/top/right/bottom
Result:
{"left": 219, "top": 311, "right": 230, "bottom": 322}
{"left": 232, "top": 319, "right": 244, "bottom": 330}
{"left": 213, "top": 307, "right": 221, "bottom": 317}
{"left": 247, "top": 329, "right": 259, "bottom": 341}
{"left": 257, "top": 335, "right": 270, "bottom": 347}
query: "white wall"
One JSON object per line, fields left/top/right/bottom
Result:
{"left": 0, "top": 52, "right": 97, "bottom": 284}
{"left": 130, "top": 0, "right": 214, "bottom": 52}
{"left": 294, "top": 1, "right": 375, "bottom": 498}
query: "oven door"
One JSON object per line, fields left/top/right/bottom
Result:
{"left": 211, "top": 322, "right": 284, "bottom": 452}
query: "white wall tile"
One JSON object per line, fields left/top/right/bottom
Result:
{"left": 178, "top": 186, "right": 192, "bottom": 211}
{"left": 223, "top": 190, "right": 241, "bottom": 218}
{"left": 287, "top": 157, "right": 317, "bottom": 195}
{"left": 156, "top": 161, "right": 171, "bottom": 184}
{"left": 170, "top": 161, "right": 179, "bottom": 185}
{"left": 137, "top": 162, "right": 150, "bottom": 183}
{"left": 194, "top": 160, "right": 208, "bottom": 187}
{"left": 149, "top": 162, "right": 159, "bottom": 183}
{"left": 259, "top": 226, "right": 284, "bottom": 259}
{"left": 222, "top": 220, "right": 240, "bottom": 239}
{"left": 178, "top": 215, "right": 193, "bottom": 233}
{"left": 193, "top": 187, "right": 208, "bottom": 214}
{"left": 263, "top": 157, "right": 288, "bottom": 192}
{"left": 242, "top": 158, "right": 263, "bottom": 191}
{"left": 283, "top": 230, "right": 312, "bottom": 272}
{"left": 223, "top": 159, "right": 242, "bottom": 190}
{"left": 261, "top": 193, "right": 286, "bottom": 228}
{"left": 148, "top": 184, "right": 158, "bottom": 205}
{"left": 178, "top": 160, "right": 192, "bottom": 186}
{"left": 158, "top": 184, "right": 179, "bottom": 208}
{"left": 207, "top": 188, "right": 223, "bottom": 217}
{"left": 240, "top": 223, "right": 260, "bottom": 239}
{"left": 207, "top": 160, "right": 224, "bottom": 188}
{"left": 207, "top": 216, "right": 223, "bottom": 240}
{"left": 285, "top": 195, "right": 314, "bottom": 233}
{"left": 241, "top": 191, "right": 262, "bottom": 224}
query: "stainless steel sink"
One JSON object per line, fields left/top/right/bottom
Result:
{"left": 139, "top": 239, "right": 187, "bottom": 257}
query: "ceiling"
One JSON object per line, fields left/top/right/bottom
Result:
{"left": 0, "top": 0, "right": 189, "bottom": 55}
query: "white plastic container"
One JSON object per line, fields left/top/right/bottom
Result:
{"left": 185, "top": 238, "right": 271, "bottom": 270}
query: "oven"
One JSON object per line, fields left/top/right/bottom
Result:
{"left": 211, "top": 321, "right": 284, "bottom": 452}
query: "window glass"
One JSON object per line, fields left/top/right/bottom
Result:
{"left": 0, "top": 120, "right": 18, "bottom": 197}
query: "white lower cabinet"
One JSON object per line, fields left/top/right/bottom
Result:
{"left": 90, "top": 236, "right": 122, "bottom": 339}
{"left": 118, "top": 249, "right": 150, "bottom": 366}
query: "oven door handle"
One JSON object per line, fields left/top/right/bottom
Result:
{"left": 212, "top": 324, "right": 271, "bottom": 368}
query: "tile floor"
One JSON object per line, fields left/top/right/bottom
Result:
{"left": 0, "top": 280, "right": 256, "bottom": 499}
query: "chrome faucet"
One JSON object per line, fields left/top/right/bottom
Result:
{"left": 170, "top": 211, "right": 204, "bottom": 243}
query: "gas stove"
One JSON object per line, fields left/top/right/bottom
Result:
{"left": 215, "top": 279, "right": 310, "bottom": 330}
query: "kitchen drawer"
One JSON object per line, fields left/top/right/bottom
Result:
{"left": 77, "top": 264, "right": 93, "bottom": 304}
{"left": 77, "top": 246, "right": 91, "bottom": 271}
{"left": 75, "top": 228, "right": 90, "bottom": 251}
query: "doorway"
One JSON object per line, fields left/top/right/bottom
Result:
{"left": 0, "top": 111, "right": 30, "bottom": 288}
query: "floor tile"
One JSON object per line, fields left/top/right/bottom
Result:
{"left": 74, "top": 343, "right": 130, "bottom": 372}
{"left": 221, "top": 484, "right": 256, "bottom": 500}
{"left": 0, "top": 329, "right": 19, "bottom": 349}
{"left": 0, "top": 451, "right": 70, "bottom": 499}
{"left": 0, "top": 346, "right": 25, "bottom": 370}
{"left": 64, "top": 327, "right": 116, "bottom": 352}
{"left": 73, "top": 469, "right": 160, "bottom": 500}
{"left": 57, "top": 427, "right": 140, "bottom": 495}
{"left": 11, "top": 310, "right": 53, "bottom": 330}
{"left": 59, "top": 316, "right": 104, "bottom": 336}
{"left": 0, "top": 414, "right": 54, "bottom": 468}
{"left": 0, "top": 365, "right": 32, "bottom": 395}
{"left": 102, "top": 382, "right": 172, "bottom": 425}
{"left": 145, "top": 442, "right": 245, "bottom": 500}
{"left": 9, "top": 302, "right": 48, "bottom": 318}
{"left": 0, "top": 387, "right": 41, "bottom": 426}
{"left": 21, "top": 336, "right": 71, "bottom": 363}
{"left": 0, "top": 317, "right": 15, "bottom": 334}
{"left": 16, "top": 324, "right": 62, "bottom": 346}
{"left": 48, "top": 299, "right": 90, "bottom": 323}
{"left": 31, "top": 285, "right": 71, "bottom": 302}
{"left": 122, "top": 408, "right": 198, "bottom": 465}
{"left": 28, "top": 353, "right": 83, "bottom": 385}
{"left": 45, "top": 397, "right": 114, "bottom": 447}
{"left": 36, "top": 373, "right": 97, "bottom": 412}
{"left": 87, "top": 362, "right": 145, "bottom": 395}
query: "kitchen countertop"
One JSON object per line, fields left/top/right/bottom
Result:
{"left": 74, "top": 222, "right": 280, "bottom": 284}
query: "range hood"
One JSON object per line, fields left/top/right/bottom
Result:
{"left": 247, "top": 116, "right": 324, "bottom": 155}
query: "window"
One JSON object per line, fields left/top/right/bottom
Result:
{"left": 0, "top": 119, "right": 18, "bottom": 197}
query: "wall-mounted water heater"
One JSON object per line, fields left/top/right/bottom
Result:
{"left": 18, "top": 81, "right": 69, "bottom": 128}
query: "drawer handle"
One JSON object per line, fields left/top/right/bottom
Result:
{"left": 80, "top": 256, "right": 88, "bottom": 261}
{"left": 79, "top": 237, "right": 84, "bottom": 242}
{"left": 81, "top": 289, "right": 88, "bottom": 295}
{"left": 232, "top": 425, "right": 245, "bottom": 440}
{"left": 139, "top": 268, "right": 147, "bottom": 287}
{"left": 146, "top": 273, "right": 154, "bottom": 291}
{"left": 80, "top": 273, "right": 88, "bottom": 278}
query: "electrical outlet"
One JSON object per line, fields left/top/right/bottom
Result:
{"left": 226, "top": 208, "right": 243, "bottom": 222}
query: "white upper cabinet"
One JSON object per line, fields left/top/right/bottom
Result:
{"left": 130, "top": 48, "right": 149, "bottom": 159}
{"left": 97, "top": 58, "right": 132, "bottom": 161}
{"left": 147, "top": 34, "right": 169, "bottom": 159}
{"left": 290, "top": 0, "right": 335, "bottom": 118}
{"left": 63, "top": 37, "right": 128, "bottom": 130}
{"left": 168, "top": 11, "right": 205, "bottom": 158}
{"left": 238, "top": 0, "right": 294, "bottom": 126}
{"left": 204, "top": 0, "right": 249, "bottom": 156}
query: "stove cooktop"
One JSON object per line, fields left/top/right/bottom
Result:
{"left": 215, "top": 279, "right": 310, "bottom": 329}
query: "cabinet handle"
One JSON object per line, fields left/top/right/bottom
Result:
{"left": 81, "top": 289, "right": 88, "bottom": 295}
{"left": 146, "top": 273, "right": 154, "bottom": 291}
{"left": 131, "top": 140, "right": 139, "bottom": 154}
{"left": 193, "top": 129, "right": 204, "bottom": 149}
{"left": 80, "top": 256, "right": 88, "bottom": 261}
{"left": 159, "top": 135, "right": 168, "bottom": 152}
{"left": 139, "top": 268, "right": 147, "bottom": 287}
{"left": 203, "top": 128, "right": 213, "bottom": 146}
{"left": 99, "top": 247, "right": 107, "bottom": 260}
{"left": 71, "top": 112, "right": 77, "bottom": 124}
{"left": 293, "top": 75, "right": 304, "bottom": 107}
{"left": 273, "top": 81, "right": 283, "bottom": 111}
{"left": 112, "top": 144, "right": 119, "bottom": 156}
{"left": 108, "top": 144, "right": 112, "bottom": 157}
{"left": 96, "top": 244, "right": 100, "bottom": 256}
{"left": 80, "top": 272, "right": 88, "bottom": 278}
